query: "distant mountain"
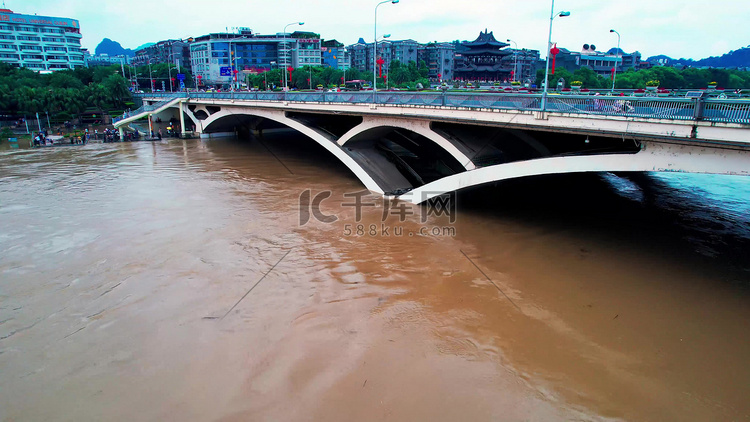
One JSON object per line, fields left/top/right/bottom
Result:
{"left": 134, "top": 43, "right": 155, "bottom": 51}
{"left": 94, "top": 38, "right": 135, "bottom": 58}
{"left": 647, "top": 46, "right": 750, "bottom": 68}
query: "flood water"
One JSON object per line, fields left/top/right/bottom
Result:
{"left": 1, "top": 133, "right": 749, "bottom": 421}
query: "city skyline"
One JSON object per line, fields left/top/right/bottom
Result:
{"left": 9, "top": 0, "right": 749, "bottom": 60}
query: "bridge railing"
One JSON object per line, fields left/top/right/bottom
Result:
{"left": 134, "top": 91, "right": 750, "bottom": 124}
{"left": 113, "top": 97, "right": 183, "bottom": 123}
{"left": 703, "top": 98, "right": 750, "bottom": 124}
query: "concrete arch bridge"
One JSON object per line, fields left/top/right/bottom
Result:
{"left": 114, "top": 91, "right": 750, "bottom": 203}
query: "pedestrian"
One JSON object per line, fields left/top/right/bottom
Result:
{"left": 158, "top": 129, "right": 162, "bottom": 140}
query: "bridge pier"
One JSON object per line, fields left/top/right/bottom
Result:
{"left": 179, "top": 100, "right": 186, "bottom": 138}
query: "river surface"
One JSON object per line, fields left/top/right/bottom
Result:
{"left": 1, "top": 133, "right": 749, "bottom": 421}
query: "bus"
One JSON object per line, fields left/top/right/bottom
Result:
{"left": 344, "top": 80, "right": 369, "bottom": 91}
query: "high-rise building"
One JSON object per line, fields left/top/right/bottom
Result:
{"left": 188, "top": 29, "right": 321, "bottom": 87}
{"left": 0, "top": 8, "right": 84, "bottom": 71}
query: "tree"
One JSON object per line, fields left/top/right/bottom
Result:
{"left": 86, "top": 84, "right": 109, "bottom": 115}
{"left": 103, "top": 74, "right": 130, "bottom": 105}
{"left": 418, "top": 60, "right": 429, "bottom": 78}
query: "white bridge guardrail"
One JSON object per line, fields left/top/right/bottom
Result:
{"left": 128, "top": 91, "right": 750, "bottom": 125}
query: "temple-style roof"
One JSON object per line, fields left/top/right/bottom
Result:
{"left": 460, "top": 29, "right": 511, "bottom": 56}
{"left": 463, "top": 29, "right": 509, "bottom": 48}
{"left": 462, "top": 48, "right": 512, "bottom": 57}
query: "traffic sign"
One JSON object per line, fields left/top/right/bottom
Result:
{"left": 176, "top": 73, "right": 185, "bottom": 81}
{"left": 220, "top": 67, "right": 231, "bottom": 76}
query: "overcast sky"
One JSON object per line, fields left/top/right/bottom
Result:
{"left": 11, "top": 0, "right": 749, "bottom": 59}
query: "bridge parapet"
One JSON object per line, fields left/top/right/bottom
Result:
{"left": 135, "top": 91, "right": 750, "bottom": 125}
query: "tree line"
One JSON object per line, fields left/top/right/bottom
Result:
{"left": 0, "top": 63, "right": 134, "bottom": 122}
{"left": 245, "top": 60, "right": 431, "bottom": 90}
{"left": 537, "top": 65, "right": 750, "bottom": 90}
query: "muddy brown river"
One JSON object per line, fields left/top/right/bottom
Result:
{"left": 1, "top": 133, "right": 749, "bottom": 421}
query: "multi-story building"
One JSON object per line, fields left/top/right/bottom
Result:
{"left": 86, "top": 53, "right": 130, "bottom": 67}
{"left": 189, "top": 29, "right": 321, "bottom": 87}
{"left": 347, "top": 38, "right": 415, "bottom": 76}
{"left": 552, "top": 44, "right": 643, "bottom": 76}
{"left": 292, "top": 31, "right": 322, "bottom": 68}
{"left": 390, "top": 39, "right": 419, "bottom": 65}
{"left": 348, "top": 38, "right": 369, "bottom": 72}
{"left": 321, "top": 39, "right": 350, "bottom": 70}
{"left": 133, "top": 38, "right": 191, "bottom": 73}
{"left": 504, "top": 48, "right": 541, "bottom": 83}
{"left": 0, "top": 8, "right": 84, "bottom": 71}
{"left": 423, "top": 42, "right": 455, "bottom": 80}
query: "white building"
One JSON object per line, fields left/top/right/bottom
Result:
{"left": 0, "top": 8, "right": 85, "bottom": 71}
{"left": 189, "top": 30, "right": 321, "bottom": 87}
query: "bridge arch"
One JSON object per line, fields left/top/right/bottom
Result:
{"left": 339, "top": 117, "right": 476, "bottom": 170}
{"left": 199, "top": 106, "right": 386, "bottom": 194}
{"left": 399, "top": 141, "right": 750, "bottom": 204}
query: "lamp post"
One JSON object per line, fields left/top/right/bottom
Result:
{"left": 166, "top": 52, "right": 182, "bottom": 92}
{"left": 269, "top": 61, "right": 276, "bottom": 90}
{"left": 148, "top": 59, "right": 154, "bottom": 92}
{"left": 610, "top": 29, "right": 621, "bottom": 92}
{"left": 374, "top": 0, "right": 398, "bottom": 103}
{"left": 227, "top": 36, "right": 250, "bottom": 91}
{"left": 506, "top": 38, "right": 518, "bottom": 82}
{"left": 541, "top": 0, "right": 570, "bottom": 112}
{"left": 282, "top": 21, "right": 304, "bottom": 92}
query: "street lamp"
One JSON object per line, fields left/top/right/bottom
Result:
{"left": 507, "top": 38, "right": 518, "bottom": 82}
{"left": 374, "top": 0, "right": 398, "bottom": 103}
{"left": 166, "top": 51, "right": 182, "bottom": 92}
{"left": 283, "top": 21, "right": 304, "bottom": 92}
{"left": 610, "top": 29, "right": 621, "bottom": 92}
{"left": 227, "top": 36, "right": 249, "bottom": 91}
{"left": 268, "top": 61, "right": 276, "bottom": 90}
{"left": 541, "top": 0, "right": 570, "bottom": 112}
{"left": 147, "top": 58, "right": 154, "bottom": 92}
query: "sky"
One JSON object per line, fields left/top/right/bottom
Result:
{"left": 10, "top": 0, "right": 750, "bottom": 60}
